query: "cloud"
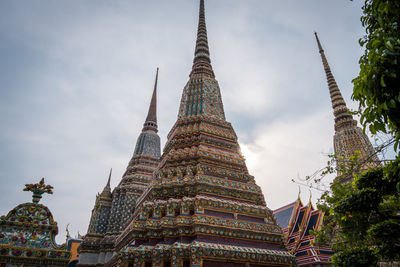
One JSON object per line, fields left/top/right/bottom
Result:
{"left": 240, "top": 111, "right": 335, "bottom": 210}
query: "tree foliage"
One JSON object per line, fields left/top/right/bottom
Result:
{"left": 352, "top": 0, "right": 400, "bottom": 149}
{"left": 315, "top": 158, "right": 400, "bottom": 266}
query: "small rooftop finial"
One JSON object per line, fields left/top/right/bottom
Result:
{"left": 77, "top": 231, "right": 84, "bottom": 239}
{"left": 23, "top": 178, "right": 54, "bottom": 204}
{"left": 190, "top": 0, "right": 215, "bottom": 78}
{"left": 297, "top": 186, "right": 301, "bottom": 200}
{"left": 142, "top": 68, "right": 159, "bottom": 132}
{"left": 66, "top": 223, "right": 70, "bottom": 241}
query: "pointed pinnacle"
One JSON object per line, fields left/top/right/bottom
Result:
{"left": 314, "top": 32, "right": 356, "bottom": 131}
{"left": 107, "top": 168, "right": 112, "bottom": 187}
{"left": 143, "top": 68, "right": 159, "bottom": 132}
{"left": 190, "top": 0, "right": 215, "bottom": 78}
{"left": 99, "top": 168, "right": 112, "bottom": 198}
{"left": 314, "top": 32, "right": 324, "bottom": 53}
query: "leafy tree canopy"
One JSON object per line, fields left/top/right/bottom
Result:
{"left": 352, "top": 0, "right": 400, "bottom": 149}
{"left": 315, "top": 158, "right": 400, "bottom": 266}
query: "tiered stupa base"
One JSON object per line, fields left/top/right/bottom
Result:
{"left": 121, "top": 241, "right": 295, "bottom": 267}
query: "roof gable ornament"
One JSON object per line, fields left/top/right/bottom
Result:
{"left": 23, "top": 178, "right": 53, "bottom": 204}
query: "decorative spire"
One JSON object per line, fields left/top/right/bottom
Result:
{"left": 314, "top": 32, "right": 357, "bottom": 131}
{"left": 190, "top": 0, "right": 215, "bottom": 78}
{"left": 315, "top": 32, "right": 380, "bottom": 177}
{"left": 23, "top": 178, "right": 53, "bottom": 204}
{"left": 142, "top": 68, "right": 159, "bottom": 132}
{"left": 177, "top": 0, "right": 225, "bottom": 120}
{"left": 132, "top": 69, "right": 161, "bottom": 157}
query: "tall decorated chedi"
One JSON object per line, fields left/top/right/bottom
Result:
{"left": 78, "top": 69, "right": 161, "bottom": 266}
{"left": 314, "top": 32, "right": 380, "bottom": 179}
{"left": 113, "top": 1, "right": 295, "bottom": 266}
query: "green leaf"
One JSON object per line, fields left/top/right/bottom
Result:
{"left": 386, "top": 40, "right": 393, "bottom": 50}
{"left": 382, "top": 102, "right": 389, "bottom": 111}
{"left": 389, "top": 99, "right": 396, "bottom": 108}
{"left": 380, "top": 75, "right": 387, "bottom": 87}
{"left": 370, "top": 124, "right": 376, "bottom": 134}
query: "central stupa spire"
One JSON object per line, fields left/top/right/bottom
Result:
{"left": 115, "top": 1, "right": 295, "bottom": 266}
{"left": 190, "top": 0, "right": 215, "bottom": 78}
{"left": 177, "top": 0, "right": 225, "bottom": 120}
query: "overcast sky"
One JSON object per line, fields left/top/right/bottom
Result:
{"left": 1, "top": 0, "right": 373, "bottom": 244}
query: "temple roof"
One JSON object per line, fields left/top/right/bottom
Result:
{"left": 273, "top": 197, "right": 332, "bottom": 266}
{"left": 273, "top": 201, "right": 297, "bottom": 229}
